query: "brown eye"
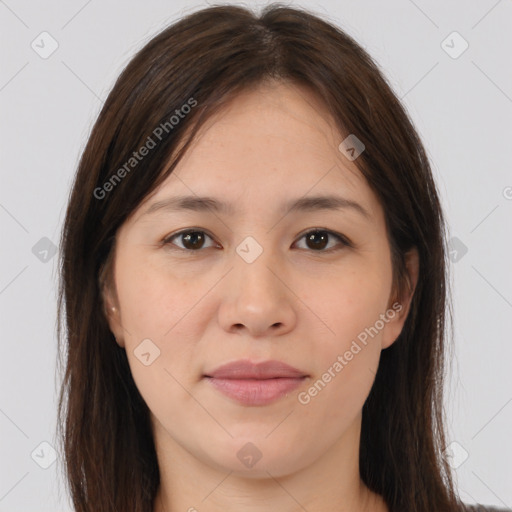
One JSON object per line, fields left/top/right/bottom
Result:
{"left": 305, "top": 231, "right": 329, "bottom": 250}
{"left": 163, "top": 228, "right": 350, "bottom": 254}
{"left": 164, "top": 230, "right": 216, "bottom": 251}
{"left": 294, "top": 229, "right": 350, "bottom": 252}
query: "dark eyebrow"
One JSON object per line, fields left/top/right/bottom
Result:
{"left": 141, "top": 194, "right": 371, "bottom": 220}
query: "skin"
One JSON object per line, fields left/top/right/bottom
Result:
{"left": 103, "top": 80, "right": 419, "bottom": 512}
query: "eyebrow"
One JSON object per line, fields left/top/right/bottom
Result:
{"left": 141, "top": 194, "right": 371, "bottom": 220}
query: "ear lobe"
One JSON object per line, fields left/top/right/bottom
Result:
{"left": 381, "top": 247, "right": 419, "bottom": 349}
{"left": 101, "top": 284, "right": 126, "bottom": 348}
{"left": 98, "top": 252, "right": 126, "bottom": 348}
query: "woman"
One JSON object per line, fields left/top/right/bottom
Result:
{"left": 56, "top": 4, "right": 510, "bottom": 512}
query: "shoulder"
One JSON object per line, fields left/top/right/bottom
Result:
{"left": 462, "top": 504, "right": 512, "bottom": 512}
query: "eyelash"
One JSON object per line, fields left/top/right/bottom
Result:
{"left": 161, "top": 228, "right": 352, "bottom": 254}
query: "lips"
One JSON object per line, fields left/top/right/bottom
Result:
{"left": 203, "top": 359, "right": 308, "bottom": 406}
{"left": 204, "top": 359, "right": 307, "bottom": 379}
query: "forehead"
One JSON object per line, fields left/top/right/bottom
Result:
{"left": 132, "top": 81, "right": 380, "bottom": 223}
{"left": 176, "top": 81, "right": 355, "bottom": 177}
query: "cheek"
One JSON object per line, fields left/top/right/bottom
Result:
{"left": 297, "top": 264, "right": 390, "bottom": 411}
{"left": 298, "top": 321, "right": 382, "bottom": 433}
{"left": 115, "top": 252, "right": 203, "bottom": 339}
{"left": 114, "top": 263, "right": 205, "bottom": 419}
{"left": 306, "top": 263, "right": 392, "bottom": 348}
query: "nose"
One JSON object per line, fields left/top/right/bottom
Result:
{"left": 217, "top": 245, "right": 297, "bottom": 338}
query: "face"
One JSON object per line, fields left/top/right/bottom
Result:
{"left": 103, "top": 81, "right": 417, "bottom": 478}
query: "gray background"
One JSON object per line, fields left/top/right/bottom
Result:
{"left": 1, "top": 0, "right": 511, "bottom": 510}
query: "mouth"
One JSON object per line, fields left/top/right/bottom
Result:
{"left": 203, "top": 359, "right": 309, "bottom": 406}
{"left": 204, "top": 376, "right": 307, "bottom": 406}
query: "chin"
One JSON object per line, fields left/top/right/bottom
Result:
{"left": 197, "top": 435, "right": 313, "bottom": 479}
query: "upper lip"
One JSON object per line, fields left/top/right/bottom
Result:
{"left": 204, "top": 359, "right": 308, "bottom": 379}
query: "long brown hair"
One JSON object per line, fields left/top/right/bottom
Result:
{"left": 56, "top": 4, "right": 461, "bottom": 511}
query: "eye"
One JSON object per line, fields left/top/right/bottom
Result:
{"left": 162, "top": 229, "right": 218, "bottom": 251}
{"left": 293, "top": 229, "right": 351, "bottom": 252}
{"left": 162, "top": 228, "right": 351, "bottom": 253}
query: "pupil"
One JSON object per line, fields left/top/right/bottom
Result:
{"left": 184, "top": 231, "right": 204, "bottom": 250}
{"left": 307, "top": 231, "right": 328, "bottom": 250}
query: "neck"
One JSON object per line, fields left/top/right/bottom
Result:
{"left": 152, "top": 412, "right": 388, "bottom": 512}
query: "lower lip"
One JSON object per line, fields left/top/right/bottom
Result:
{"left": 205, "top": 377, "right": 306, "bottom": 406}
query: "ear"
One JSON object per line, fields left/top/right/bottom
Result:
{"left": 381, "top": 247, "right": 419, "bottom": 349}
{"left": 99, "top": 263, "right": 126, "bottom": 349}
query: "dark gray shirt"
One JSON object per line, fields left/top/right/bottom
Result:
{"left": 464, "top": 505, "right": 511, "bottom": 512}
